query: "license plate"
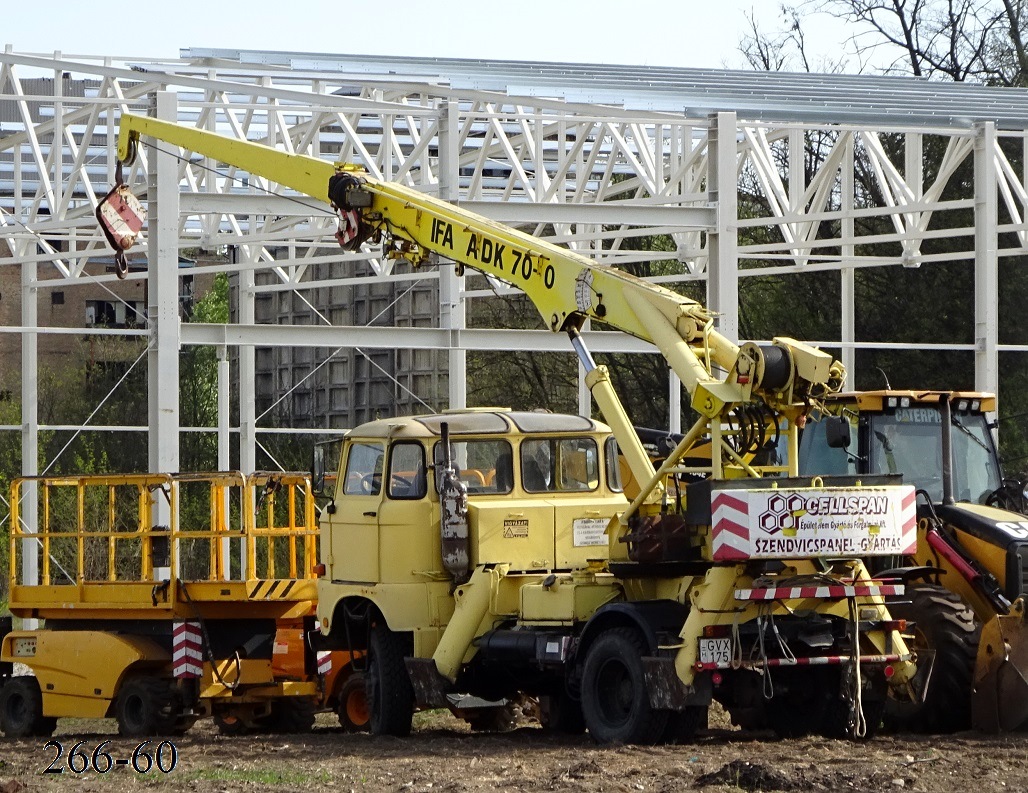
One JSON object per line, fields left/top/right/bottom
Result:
{"left": 698, "top": 637, "right": 732, "bottom": 666}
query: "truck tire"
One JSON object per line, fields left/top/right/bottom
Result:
{"left": 884, "top": 585, "right": 979, "bottom": 733}
{"left": 580, "top": 627, "right": 669, "bottom": 744}
{"left": 0, "top": 676, "right": 56, "bottom": 738}
{"left": 115, "top": 677, "right": 180, "bottom": 737}
{"left": 367, "top": 623, "right": 414, "bottom": 737}
{"left": 336, "top": 673, "right": 370, "bottom": 732}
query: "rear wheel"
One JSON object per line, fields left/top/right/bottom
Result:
{"left": 116, "top": 677, "right": 180, "bottom": 737}
{"left": 367, "top": 623, "right": 414, "bottom": 736}
{"left": 580, "top": 628, "right": 668, "bottom": 744}
{"left": 336, "top": 673, "right": 371, "bottom": 732}
{"left": 884, "top": 585, "right": 979, "bottom": 733}
{"left": 0, "top": 676, "right": 56, "bottom": 738}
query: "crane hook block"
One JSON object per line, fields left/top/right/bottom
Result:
{"left": 328, "top": 172, "right": 375, "bottom": 251}
{"left": 95, "top": 182, "right": 146, "bottom": 279}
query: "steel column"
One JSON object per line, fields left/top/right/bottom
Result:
{"left": 147, "top": 91, "right": 181, "bottom": 474}
{"left": 438, "top": 99, "right": 466, "bottom": 409}
{"left": 707, "top": 112, "right": 739, "bottom": 345}
{"left": 974, "top": 122, "right": 999, "bottom": 399}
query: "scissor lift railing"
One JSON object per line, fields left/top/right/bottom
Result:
{"left": 9, "top": 472, "right": 319, "bottom": 621}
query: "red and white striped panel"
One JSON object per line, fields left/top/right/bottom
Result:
{"left": 694, "top": 651, "right": 910, "bottom": 671}
{"left": 172, "top": 621, "right": 203, "bottom": 679}
{"left": 898, "top": 488, "right": 917, "bottom": 555}
{"left": 313, "top": 620, "right": 331, "bottom": 676}
{"left": 734, "top": 583, "right": 905, "bottom": 601}
{"left": 711, "top": 491, "right": 752, "bottom": 561}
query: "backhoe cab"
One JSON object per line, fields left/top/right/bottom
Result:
{"left": 799, "top": 391, "right": 1028, "bottom": 731}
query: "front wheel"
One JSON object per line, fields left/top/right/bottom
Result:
{"left": 580, "top": 628, "right": 668, "bottom": 744}
{"left": 367, "top": 623, "right": 414, "bottom": 736}
{"left": 884, "top": 585, "right": 979, "bottom": 733}
{"left": 115, "top": 677, "right": 180, "bottom": 737}
{"left": 0, "top": 676, "right": 56, "bottom": 738}
{"left": 336, "top": 673, "right": 371, "bottom": 732}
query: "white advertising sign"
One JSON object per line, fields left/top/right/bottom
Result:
{"left": 711, "top": 485, "right": 917, "bottom": 561}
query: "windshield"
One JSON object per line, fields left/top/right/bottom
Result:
{"left": 869, "top": 407, "right": 1002, "bottom": 504}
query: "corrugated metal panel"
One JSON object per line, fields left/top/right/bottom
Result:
{"left": 178, "top": 48, "right": 1028, "bottom": 129}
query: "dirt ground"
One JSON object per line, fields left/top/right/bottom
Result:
{"left": 1, "top": 707, "right": 1027, "bottom": 793}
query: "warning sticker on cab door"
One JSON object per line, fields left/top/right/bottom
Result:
{"left": 503, "top": 519, "right": 529, "bottom": 538}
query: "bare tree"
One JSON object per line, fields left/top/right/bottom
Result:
{"left": 739, "top": 4, "right": 848, "bottom": 72}
{"left": 813, "top": 0, "right": 1028, "bottom": 83}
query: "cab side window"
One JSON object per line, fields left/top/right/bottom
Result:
{"left": 605, "top": 437, "right": 623, "bottom": 492}
{"left": 389, "top": 442, "right": 427, "bottom": 499}
{"left": 343, "top": 442, "right": 385, "bottom": 496}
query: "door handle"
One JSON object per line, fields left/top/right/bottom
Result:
{"left": 363, "top": 511, "right": 377, "bottom": 517}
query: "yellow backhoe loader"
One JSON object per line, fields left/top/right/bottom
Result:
{"left": 797, "top": 390, "right": 1028, "bottom": 731}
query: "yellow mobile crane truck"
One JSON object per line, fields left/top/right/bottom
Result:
{"left": 84, "top": 113, "right": 925, "bottom": 743}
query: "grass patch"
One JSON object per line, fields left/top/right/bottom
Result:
{"left": 185, "top": 768, "right": 333, "bottom": 785}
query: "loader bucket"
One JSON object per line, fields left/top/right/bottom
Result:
{"left": 971, "top": 603, "right": 1028, "bottom": 732}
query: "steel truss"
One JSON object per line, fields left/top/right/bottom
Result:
{"left": 1, "top": 47, "right": 1027, "bottom": 482}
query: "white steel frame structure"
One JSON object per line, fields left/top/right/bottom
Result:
{"left": 3, "top": 47, "right": 1028, "bottom": 483}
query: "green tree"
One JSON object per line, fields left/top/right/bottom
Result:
{"left": 181, "top": 272, "right": 229, "bottom": 471}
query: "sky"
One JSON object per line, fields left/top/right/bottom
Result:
{"left": 4, "top": 0, "right": 855, "bottom": 71}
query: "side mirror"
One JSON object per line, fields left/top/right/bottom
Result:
{"left": 825, "top": 416, "right": 851, "bottom": 449}
{"left": 311, "top": 444, "right": 326, "bottom": 496}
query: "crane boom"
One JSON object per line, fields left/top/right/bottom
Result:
{"left": 108, "top": 113, "right": 846, "bottom": 505}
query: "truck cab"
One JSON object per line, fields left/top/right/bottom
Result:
{"left": 316, "top": 409, "right": 627, "bottom": 662}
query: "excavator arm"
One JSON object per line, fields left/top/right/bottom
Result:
{"left": 107, "top": 113, "right": 845, "bottom": 509}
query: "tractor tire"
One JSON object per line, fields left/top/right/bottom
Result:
{"left": 115, "top": 677, "right": 180, "bottom": 737}
{"left": 336, "top": 673, "right": 371, "bottom": 732}
{"left": 0, "top": 676, "right": 56, "bottom": 738}
{"left": 580, "top": 627, "right": 669, "bottom": 745}
{"left": 884, "top": 585, "right": 979, "bottom": 733}
{"left": 367, "top": 623, "right": 414, "bottom": 737}
{"left": 256, "top": 698, "right": 317, "bottom": 734}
